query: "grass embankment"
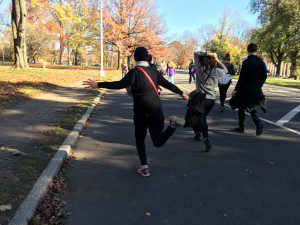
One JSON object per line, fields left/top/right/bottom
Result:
{"left": 0, "top": 64, "right": 118, "bottom": 108}
{"left": 232, "top": 75, "right": 300, "bottom": 89}
{"left": 0, "top": 66, "right": 119, "bottom": 224}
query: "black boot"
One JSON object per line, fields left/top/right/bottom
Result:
{"left": 231, "top": 126, "right": 245, "bottom": 133}
{"left": 204, "top": 138, "right": 212, "bottom": 152}
{"left": 256, "top": 123, "right": 263, "bottom": 136}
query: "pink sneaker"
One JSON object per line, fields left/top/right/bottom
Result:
{"left": 137, "top": 165, "right": 150, "bottom": 177}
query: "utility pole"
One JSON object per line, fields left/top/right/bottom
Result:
{"left": 100, "top": 0, "right": 105, "bottom": 77}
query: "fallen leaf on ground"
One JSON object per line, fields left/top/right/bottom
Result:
{"left": 0, "top": 204, "right": 12, "bottom": 212}
{"left": 145, "top": 212, "right": 151, "bottom": 217}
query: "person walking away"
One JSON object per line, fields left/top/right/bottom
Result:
{"left": 160, "top": 60, "right": 167, "bottom": 76}
{"left": 230, "top": 43, "right": 267, "bottom": 136}
{"left": 83, "top": 47, "right": 189, "bottom": 177}
{"left": 121, "top": 61, "right": 128, "bottom": 78}
{"left": 218, "top": 53, "right": 235, "bottom": 112}
{"left": 193, "top": 52, "right": 228, "bottom": 152}
{"left": 167, "top": 61, "right": 176, "bottom": 84}
{"left": 188, "top": 60, "right": 196, "bottom": 84}
{"left": 148, "top": 54, "right": 162, "bottom": 95}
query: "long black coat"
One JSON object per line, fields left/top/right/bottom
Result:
{"left": 230, "top": 55, "right": 267, "bottom": 111}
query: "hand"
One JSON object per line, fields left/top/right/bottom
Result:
{"left": 83, "top": 78, "right": 98, "bottom": 89}
{"left": 181, "top": 93, "right": 189, "bottom": 101}
{"left": 232, "top": 90, "right": 237, "bottom": 96}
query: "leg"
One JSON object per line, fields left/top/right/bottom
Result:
{"left": 219, "top": 85, "right": 226, "bottom": 107}
{"left": 250, "top": 108, "right": 261, "bottom": 126}
{"left": 134, "top": 112, "right": 148, "bottom": 165}
{"left": 148, "top": 113, "right": 176, "bottom": 148}
{"left": 250, "top": 108, "right": 263, "bottom": 136}
{"left": 238, "top": 107, "right": 246, "bottom": 128}
{"left": 200, "top": 99, "right": 215, "bottom": 152}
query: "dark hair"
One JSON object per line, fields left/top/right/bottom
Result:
{"left": 134, "top": 46, "right": 149, "bottom": 61}
{"left": 147, "top": 54, "right": 153, "bottom": 63}
{"left": 223, "top": 53, "right": 230, "bottom": 61}
{"left": 247, "top": 43, "right": 258, "bottom": 53}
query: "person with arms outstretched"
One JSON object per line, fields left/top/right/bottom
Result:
{"left": 83, "top": 47, "right": 188, "bottom": 177}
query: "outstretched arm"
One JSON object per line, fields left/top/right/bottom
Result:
{"left": 83, "top": 70, "right": 135, "bottom": 89}
{"left": 157, "top": 72, "right": 189, "bottom": 100}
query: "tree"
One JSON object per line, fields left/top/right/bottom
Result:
{"left": 12, "top": 0, "right": 29, "bottom": 68}
{"left": 251, "top": 25, "right": 287, "bottom": 76}
{"left": 168, "top": 33, "right": 197, "bottom": 68}
{"left": 104, "top": 0, "right": 165, "bottom": 69}
{"left": 250, "top": 0, "right": 300, "bottom": 77}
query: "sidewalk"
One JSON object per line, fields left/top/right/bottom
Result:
{"left": 64, "top": 88, "right": 299, "bottom": 225}
{"left": 0, "top": 81, "right": 92, "bottom": 224}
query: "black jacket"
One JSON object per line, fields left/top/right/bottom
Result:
{"left": 98, "top": 66, "right": 183, "bottom": 115}
{"left": 230, "top": 55, "right": 267, "bottom": 110}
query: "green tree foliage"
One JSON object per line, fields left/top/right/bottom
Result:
{"left": 250, "top": 0, "right": 300, "bottom": 77}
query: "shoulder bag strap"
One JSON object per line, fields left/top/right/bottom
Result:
{"left": 137, "top": 67, "right": 159, "bottom": 96}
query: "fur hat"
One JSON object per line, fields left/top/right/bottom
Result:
{"left": 134, "top": 47, "right": 149, "bottom": 62}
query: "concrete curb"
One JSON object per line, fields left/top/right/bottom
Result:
{"left": 8, "top": 92, "right": 105, "bottom": 225}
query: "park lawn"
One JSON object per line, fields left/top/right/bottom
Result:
{"left": 0, "top": 65, "right": 119, "bottom": 108}
{"left": 265, "top": 77, "right": 300, "bottom": 89}
{"left": 232, "top": 75, "right": 300, "bottom": 89}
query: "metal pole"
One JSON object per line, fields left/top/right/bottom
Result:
{"left": 100, "top": 0, "right": 105, "bottom": 77}
{"left": 2, "top": 42, "right": 4, "bottom": 62}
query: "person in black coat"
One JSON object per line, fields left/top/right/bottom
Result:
{"left": 83, "top": 47, "right": 189, "bottom": 177}
{"left": 230, "top": 43, "right": 267, "bottom": 135}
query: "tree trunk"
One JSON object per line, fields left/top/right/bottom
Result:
{"left": 12, "top": 0, "right": 29, "bottom": 69}
{"left": 58, "top": 38, "right": 64, "bottom": 65}
{"left": 289, "top": 50, "right": 299, "bottom": 79}
{"left": 74, "top": 48, "right": 79, "bottom": 66}
{"left": 276, "top": 60, "right": 282, "bottom": 77}
{"left": 67, "top": 45, "right": 71, "bottom": 65}
{"left": 117, "top": 50, "right": 121, "bottom": 70}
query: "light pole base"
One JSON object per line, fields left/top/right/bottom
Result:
{"left": 100, "top": 70, "right": 105, "bottom": 77}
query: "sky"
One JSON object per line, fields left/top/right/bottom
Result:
{"left": 156, "top": 0, "right": 259, "bottom": 37}
{"left": 1, "top": 0, "right": 259, "bottom": 34}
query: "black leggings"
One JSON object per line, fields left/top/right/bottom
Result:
{"left": 134, "top": 111, "right": 176, "bottom": 165}
{"left": 192, "top": 99, "right": 215, "bottom": 139}
{"left": 218, "top": 81, "right": 231, "bottom": 106}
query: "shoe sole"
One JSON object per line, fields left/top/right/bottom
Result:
{"left": 169, "top": 116, "right": 185, "bottom": 126}
{"left": 138, "top": 171, "right": 151, "bottom": 177}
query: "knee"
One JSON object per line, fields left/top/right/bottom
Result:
{"left": 152, "top": 139, "right": 163, "bottom": 148}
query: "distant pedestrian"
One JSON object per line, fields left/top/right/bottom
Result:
{"left": 167, "top": 61, "right": 176, "bottom": 83}
{"left": 230, "top": 43, "right": 267, "bottom": 136}
{"left": 218, "top": 53, "right": 235, "bottom": 112}
{"left": 83, "top": 47, "right": 189, "bottom": 177}
{"left": 160, "top": 60, "right": 167, "bottom": 76}
{"left": 188, "top": 60, "right": 196, "bottom": 84}
{"left": 121, "top": 62, "right": 128, "bottom": 78}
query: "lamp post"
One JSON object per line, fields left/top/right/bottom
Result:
{"left": 100, "top": 0, "right": 105, "bottom": 77}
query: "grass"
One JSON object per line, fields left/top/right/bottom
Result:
{"left": 0, "top": 65, "right": 119, "bottom": 108}
{"left": 0, "top": 89, "right": 105, "bottom": 225}
{"left": 0, "top": 65, "right": 119, "bottom": 224}
{"left": 232, "top": 75, "right": 300, "bottom": 89}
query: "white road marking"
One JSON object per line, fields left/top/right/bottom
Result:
{"left": 275, "top": 104, "right": 300, "bottom": 126}
{"left": 178, "top": 85, "right": 300, "bottom": 136}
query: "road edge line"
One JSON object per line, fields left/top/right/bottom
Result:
{"left": 8, "top": 91, "right": 105, "bottom": 225}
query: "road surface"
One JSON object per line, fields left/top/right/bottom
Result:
{"left": 64, "top": 71, "right": 300, "bottom": 225}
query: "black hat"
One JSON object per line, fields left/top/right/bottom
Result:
{"left": 147, "top": 54, "right": 153, "bottom": 63}
{"left": 134, "top": 47, "right": 149, "bottom": 62}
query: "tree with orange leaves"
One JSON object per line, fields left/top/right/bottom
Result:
{"left": 104, "top": 0, "right": 166, "bottom": 69}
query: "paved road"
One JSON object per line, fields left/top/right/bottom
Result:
{"left": 65, "top": 71, "right": 300, "bottom": 225}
